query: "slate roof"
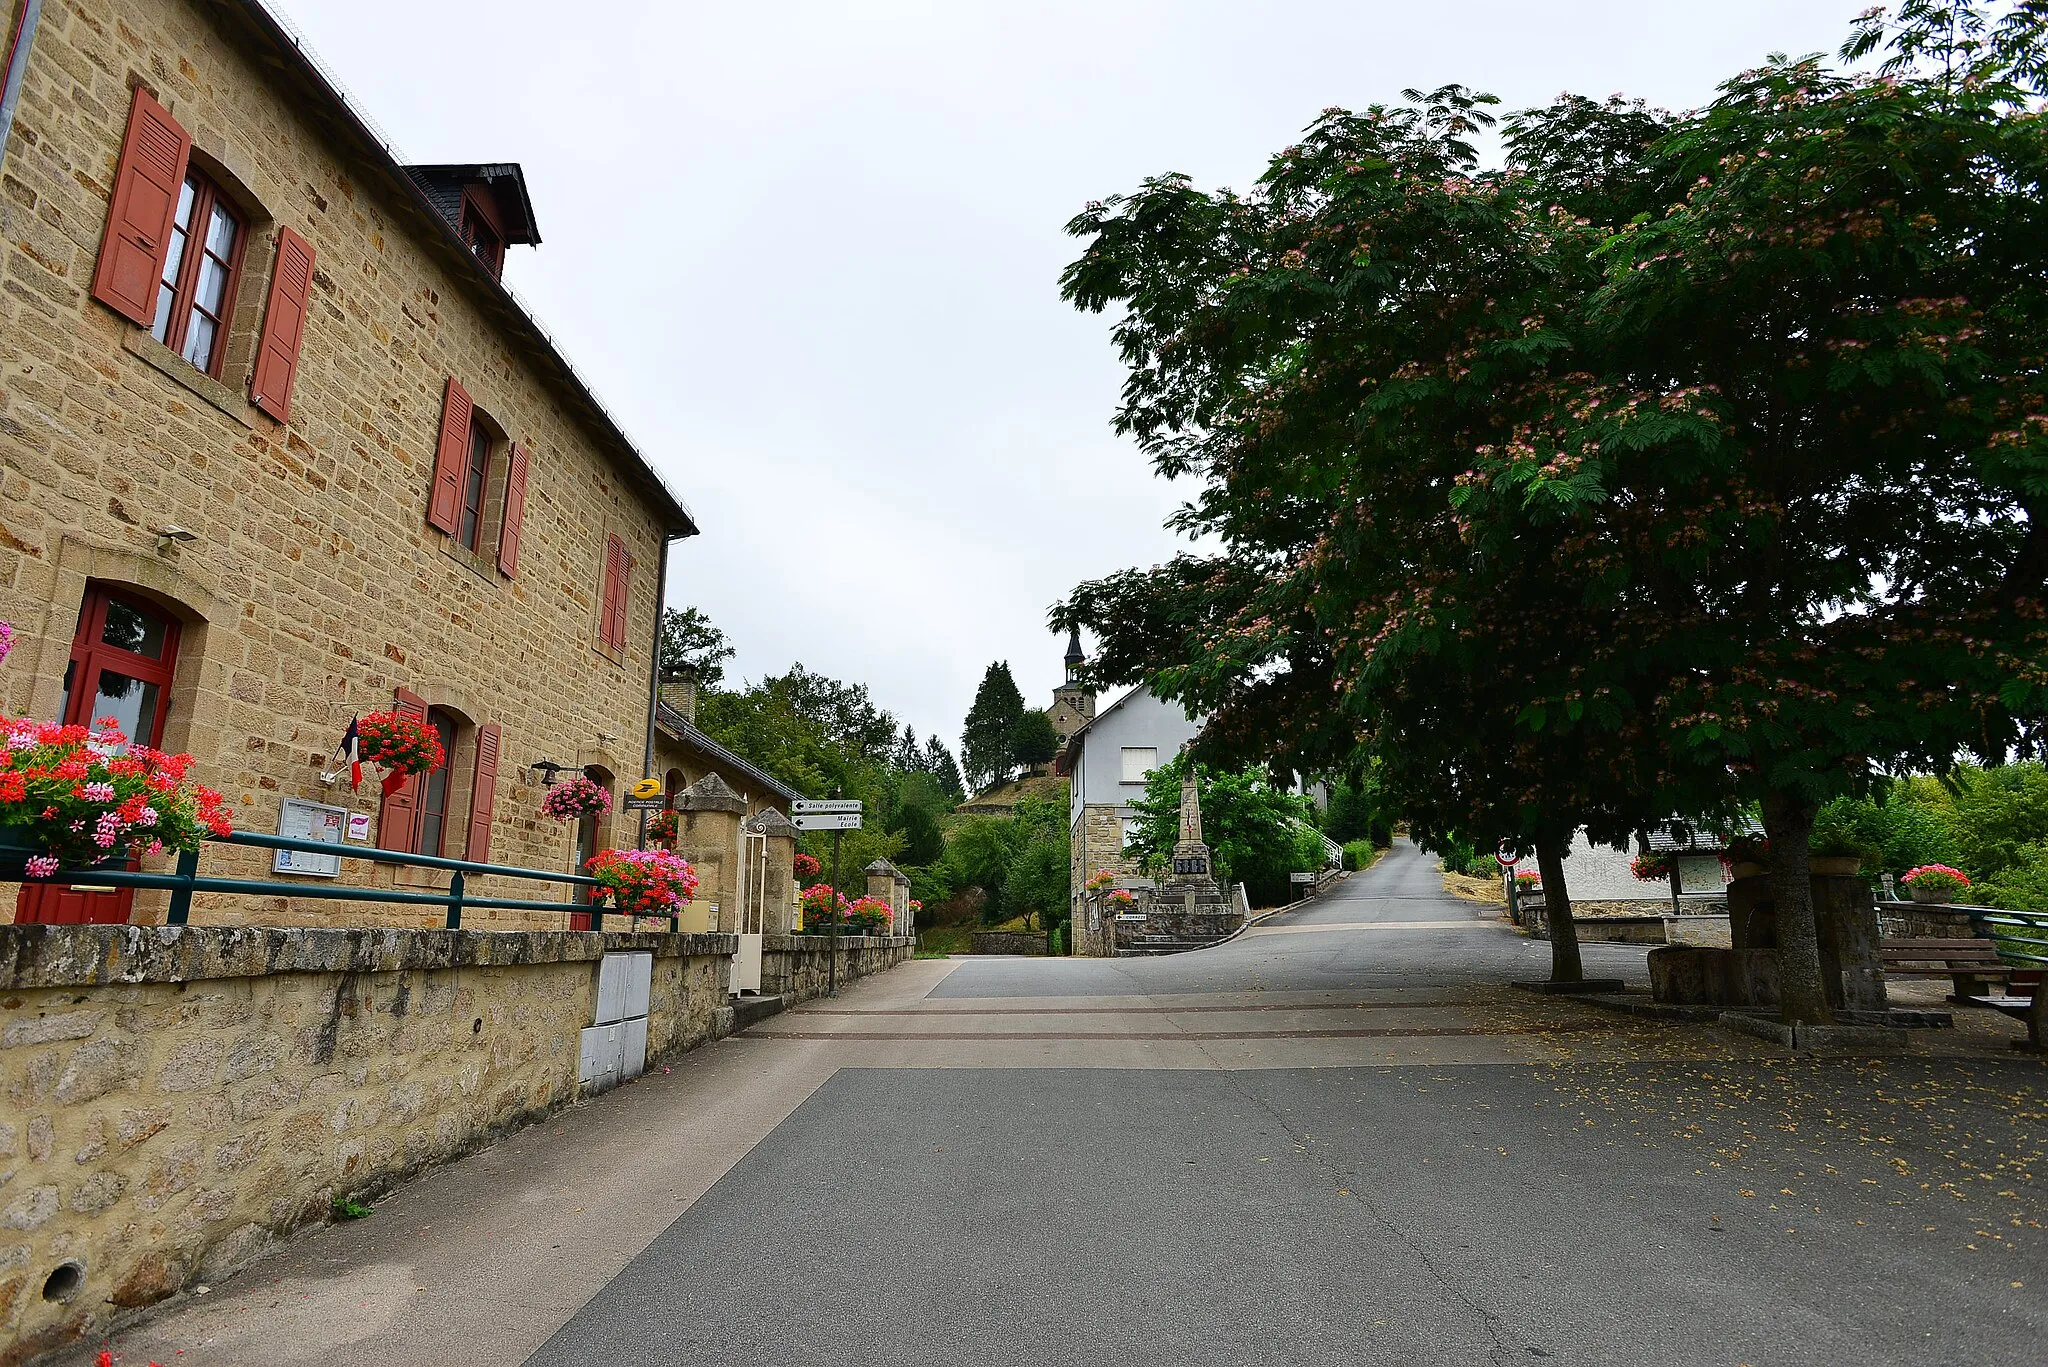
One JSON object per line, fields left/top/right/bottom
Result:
{"left": 655, "top": 700, "right": 800, "bottom": 804}
{"left": 205, "top": 0, "right": 696, "bottom": 536}
{"left": 1644, "top": 816, "right": 1765, "bottom": 854}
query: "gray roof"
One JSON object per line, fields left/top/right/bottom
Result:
{"left": 1645, "top": 816, "right": 1764, "bottom": 854}
{"left": 655, "top": 700, "right": 800, "bottom": 804}
{"left": 207, "top": 0, "right": 696, "bottom": 537}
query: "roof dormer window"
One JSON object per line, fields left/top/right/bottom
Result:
{"left": 460, "top": 194, "right": 505, "bottom": 277}
{"left": 403, "top": 163, "right": 540, "bottom": 284}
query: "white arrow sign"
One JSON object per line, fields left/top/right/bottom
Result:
{"left": 793, "top": 812, "right": 863, "bottom": 831}
{"left": 792, "top": 799, "right": 863, "bottom": 814}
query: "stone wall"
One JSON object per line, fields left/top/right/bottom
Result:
{"left": 0, "top": 0, "right": 680, "bottom": 928}
{"left": 970, "top": 932, "right": 1046, "bottom": 956}
{"left": 1068, "top": 805, "right": 1137, "bottom": 953}
{"left": 759, "top": 935, "right": 913, "bottom": 1004}
{"left": 0, "top": 922, "right": 735, "bottom": 1361}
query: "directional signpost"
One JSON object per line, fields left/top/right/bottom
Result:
{"left": 791, "top": 798, "right": 862, "bottom": 995}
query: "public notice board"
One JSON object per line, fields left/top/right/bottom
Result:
{"left": 274, "top": 798, "right": 345, "bottom": 877}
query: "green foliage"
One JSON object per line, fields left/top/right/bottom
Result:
{"left": 1976, "top": 843, "right": 2048, "bottom": 913}
{"left": 1942, "top": 764, "right": 2048, "bottom": 880}
{"left": 1340, "top": 840, "right": 1380, "bottom": 873}
{"left": 905, "top": 860, "right": 957, "bottom": 915}
{"left": 1126, "top": 754, "right": 1322, "bottom": 906}
{"left": 892, "top": 803, "right": 945, "bottom": 867}
{"left": 1050, "top": 4, "right": 2048, "bottom": 964}
{"left": 658, "top": 606, "right": 735, "bottom": 689}
{"left": 331, "top": 1195, "right": 373, "bottom": 1221}
{"left": 1005, "top": 831, "right": 1071, "bottom": 930}
{"left": 1010, "top": 710, "right": 1061, "bottom": 769}
{"left": 937, "top": 792, "right": 1070, "bottom": 925}
{"left": 962, "top": 662, "right": 1027, "bottom": 793}
{"left": 1321, "top": 773, "right": 1391, "bottom": 845}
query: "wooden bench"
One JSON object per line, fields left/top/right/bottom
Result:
{"left": 1879, "top": 938, "right": 2011, "bottom": 996}
{"left": 1964, "top": 911, "right": 2048, "bottom": 1052}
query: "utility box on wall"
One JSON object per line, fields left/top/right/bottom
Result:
{"left": 580, "top": 952, "right": 653, "bottom": 1094}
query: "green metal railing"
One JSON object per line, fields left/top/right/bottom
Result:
{"left": 26, "top": 829, "right": 648, "bottom": 932}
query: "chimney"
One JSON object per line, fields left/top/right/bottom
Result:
{"left": 660, "top": 664, "right": 698, "bottom": 726}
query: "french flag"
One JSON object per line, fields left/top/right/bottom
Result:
{"left": 337, "top": 718, "right": 362, "bottom": 792}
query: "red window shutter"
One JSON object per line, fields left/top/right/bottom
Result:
{"left": 613, "top": 541, "right": 635, "bottom": 650}
{"left": 599, "top": 535, "right": 624, "bottom": 649}
{"left": 92, "top": 87, "right": 192, "bottom": 326}
{"left": 376, "top": 688, "right": 429, "bottom": 852}
{"left": 497, "top": 444, "right": 529, "bottom": 577}
{"left": 466, "top": 722, "right": 501, "bottom": 864}
{"left": 249, "top": 227, "right": 316, "bottom": 423}
{"left": 427, "top": 377, "right": 473, "bottom": 534}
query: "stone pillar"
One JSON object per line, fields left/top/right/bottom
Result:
{"left": 1816, "top": 874, "right": 1887, "bottom": 1013}
{"left": 743, "top": 808, "right": 801, "bottom": 935}
{"left": 864, "top": 858, "right": 911, "bottom": 935}
{"left": 673, "top": 772, "right": 746, "bottom": 932}
{"left": 1165, "top": 764, "right": 1217, "bottom": 893}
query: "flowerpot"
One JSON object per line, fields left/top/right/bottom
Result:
{"left": 1810, "top": 857, "right": 1863, "bottom": 877}
{"left": 1908, "top": 883, "right": 1958, "bottom": 905}
{"left": 1729, "top": 862, "right": 1767, "bottom": 880}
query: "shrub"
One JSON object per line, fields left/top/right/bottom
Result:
{"left": 1340, "top": 839, "right": 1378, "bottom": 871}
{"left": 1976, "top": 842, "right": 2048, "bottom": 913}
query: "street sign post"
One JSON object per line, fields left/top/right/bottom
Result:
{"left": 792, "top": 799, "right": 862, "bottom": 814}
{"left": 792, "top": 812, "right": 862, "bottom": 831}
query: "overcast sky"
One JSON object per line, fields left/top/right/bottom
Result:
{"left": 279, "top": 0, "right": 1865, "bottom": 755}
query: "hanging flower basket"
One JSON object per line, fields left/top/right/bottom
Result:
{"left": 1085, "top": 868, "right": 1117, "bottom": 892}
{"left": 357, "top": 710, "right": 444, "bottom": 779}
{"left": 645, "top": 809, "right": 678, "bottom": 846}
{"left": 542, "top": 776, "right": 612, "bottom": 822}
{"left": 0, "top": 715, "right": 233, "bottom": 877}
{"left": 793, "top": 851, "right": 821, "bottom": 880}
{"left": 1106, "top": 888, "right": 1137, "bottom": 908}
{"left": 585, "top": 847, "right": 698, "bottom": 916}
{"left": 1629, "top": 853, "right": 1673, "bottom": 883}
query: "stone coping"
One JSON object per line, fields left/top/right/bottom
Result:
{"left": 0, "top": 923, "right": 739, "bottom": 991}
{"left": 763, "top": 934, "right": 914, "bottom": 950}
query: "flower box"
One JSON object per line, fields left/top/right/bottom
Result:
{"left": 1, "top": 716, "right": 231, "bottom": 876}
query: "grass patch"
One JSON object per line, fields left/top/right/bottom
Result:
{"left": 916, "top": 924, "right": 975, "bottom": 958}
{"left": 331, "top": 1194, "right": 374, "bottom": 1221}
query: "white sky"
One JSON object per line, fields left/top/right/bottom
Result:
{"left": 278, "top": 0, "right": 1865, "bottom": 753}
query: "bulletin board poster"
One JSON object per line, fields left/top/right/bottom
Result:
{"left": 275, "top": 798, "right": 346, "bottom": 877}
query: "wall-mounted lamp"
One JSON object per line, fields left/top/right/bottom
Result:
{"left": 155, "top": 525, "right": 198, "bottom": 555}
{"left": 528, "top": 760, "right": 572, "bottom": 787}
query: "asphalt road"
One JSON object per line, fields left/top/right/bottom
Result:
{"left": 74, "top": 841, "right": 2044, "bottom": 1367}
{"left": 523, "top": 841, "right": 2046, "bottom": 1367}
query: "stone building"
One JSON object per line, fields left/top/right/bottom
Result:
{"left": 1056, "top": 672, "right": 1205, "bottom": 950}
{"left": 651, "top": 670, "right": 801, "bottom": 936}
{"left": 1047, "top": 627, "right": 1095, "bottom": 749}
{"left": 0, "top": 0, "right": 701, "bottom": 927}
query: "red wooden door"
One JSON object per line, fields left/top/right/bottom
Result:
{"left": 17, "top": 588, "right": 181, "bottom": 925}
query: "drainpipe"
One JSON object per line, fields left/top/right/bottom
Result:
{"left": 0, "top": 0, "right": 44, "bottom": 177}
{"left": 637, "top": 533, "right": 674, "bottom": 850}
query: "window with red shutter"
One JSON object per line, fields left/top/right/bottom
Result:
{"left": 92, "top": 88, "right": 192, "bottom": 327}
{"left": 427, "top": 378, "right": 473, "bottom": 535}
{"left": 250, "top": 227, "right": 315, "bottom": 422}
{"left": 497, "top": 445, "right": 529, "bottom": 577}
{"left": 599, "top": 535, "right": 635, "bottom": 652}
{"left": 466, "top": 723, "right": 501, "bottom": 863}
{"left": 376, "top": 688, "right": 429, "bottom": 852}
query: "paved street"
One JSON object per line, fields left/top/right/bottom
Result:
{"left": 80, "top": 841, "right": 2046, "bottom": 1367}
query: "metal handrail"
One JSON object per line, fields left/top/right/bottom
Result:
{"left": 25, "top": 829, "right": 649, "bottom": 933}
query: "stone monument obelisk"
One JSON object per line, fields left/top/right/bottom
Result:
{"left": 1166, "top": 762, "right": 1216, "bottom": 892}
